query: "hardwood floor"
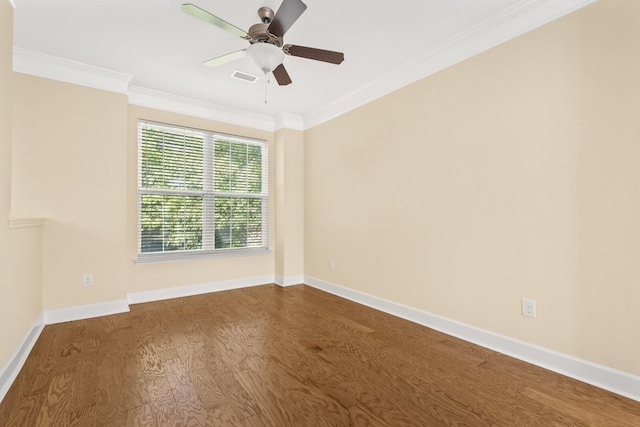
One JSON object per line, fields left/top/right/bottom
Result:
{"left": 1, "top": 284, "right": 639, "bottom": 426}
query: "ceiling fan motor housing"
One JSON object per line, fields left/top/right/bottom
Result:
{"left": 247, "top": 7, "right": 283, "bottom": 47}
{"left": 248, "top": 22, "right": 283, "bottom": 47}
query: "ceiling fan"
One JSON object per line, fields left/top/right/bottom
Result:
{"left": 181, "top": 0, "right": 344, "bottom": 86}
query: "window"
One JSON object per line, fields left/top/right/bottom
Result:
{"left": 137, "top": 120, "right": 268, "bottom": 262}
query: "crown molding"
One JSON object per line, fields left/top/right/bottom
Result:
{"left": 11, "top": 49, "right": 281, "bottom": 132}
{"left": 275, "top": 113, "right": 304, "bottom": 132}
{"left": 128, "top": 86, "right": 276, "bottom": 132}
{"left": 303, "top": 0, "right": 597, "bottom": 130}
{"left": 13, "top": 47, "right": 132, "bottom": 94}
{"left": 11, "top": 0, "right": 596, "bottom": 132}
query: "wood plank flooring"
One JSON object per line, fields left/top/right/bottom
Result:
{"left": 1, "top": 284, "right": 639, "bottom": 426}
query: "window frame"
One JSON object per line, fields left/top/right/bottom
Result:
{"left": 136, "top": 119, "right": 269, "bottom": 264}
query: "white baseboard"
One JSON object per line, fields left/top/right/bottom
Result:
{"left": 0, "top": 313, "right": 44, "bottom": 403}
{"left": 44, "top": 299, "right": 130, "bottom": 325}
{"left": 127, "top": 275, "right": 276, "bottom": 305}
{"left": 40, "top": 275, "right": 277, "bottom": 324}
{"left": 274, "top": 275, "right": 304, "bottom": 287}
{"left": 304, "top": 276, "right": 640, "bottom": 403}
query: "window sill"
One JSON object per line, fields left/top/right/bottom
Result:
{"left": 134, "top": 247, "right": 271, "bottom": 264}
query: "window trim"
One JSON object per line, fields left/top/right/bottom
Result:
{"left": 136, "top": 119, "right": 269, "bottom": 264}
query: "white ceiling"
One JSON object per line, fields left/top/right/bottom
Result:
{"left": 12, "top": 0, "right": 594, "bottom": 129}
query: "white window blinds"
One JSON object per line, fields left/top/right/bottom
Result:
{"left": 137, "top": 120, "right": 268, "bottom": 262}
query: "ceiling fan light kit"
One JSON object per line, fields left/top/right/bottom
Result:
{"left": 247, "top": 43, "right": 285, "bottom": 75}
{"left": 181, "top": 0, "right": 344, "bottom": 88}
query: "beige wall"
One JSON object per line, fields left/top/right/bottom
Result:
{"left": 274, "top": 128, "right": 304, "bottom": 281}
{"left": 10, "top": 80, "right": 279, "bottom": 310}
{"left": 304, "top": 0, "right": 640, "bottom": 375}
{"left": 11, "top": 75, "right": 129, "bottom": 309}
{"left": 0, "top": 1, "right": 43, "bottom": 368}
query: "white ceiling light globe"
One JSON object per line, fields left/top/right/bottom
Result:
{"left": 247, "top": 43, "right": 285, "bottom": 74}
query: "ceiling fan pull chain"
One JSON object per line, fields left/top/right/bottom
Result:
{"left": 264, "top": 74, "right": 268, "bottom": 104}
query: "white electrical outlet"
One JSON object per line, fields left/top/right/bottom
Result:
{"left": 83, "top": 273, "right": 93, "bottom": 287}
{"left": 329, "top": 260, "right": 335, "bottom": 270}
{"left": 522, "top": 298, "right": 536, "bottom": 319}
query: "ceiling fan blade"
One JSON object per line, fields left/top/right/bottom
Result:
{"left": 283, "top": 44, "right": 344, "bottom": 65}
{"left": 203, "top": 50, "right": 247, "bottom": 67}
{"left": 268, "top": 0, "right": 307, "bottom": 38}
{"left": 181, "top": 3, "right": 249, "bottom": 39}
{"left": 272, "top": 64, "right": 292, "bottom": 86}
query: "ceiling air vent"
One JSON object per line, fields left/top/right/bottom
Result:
{"left": 231, "top": 70, "right": 259, "bottom": 83}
